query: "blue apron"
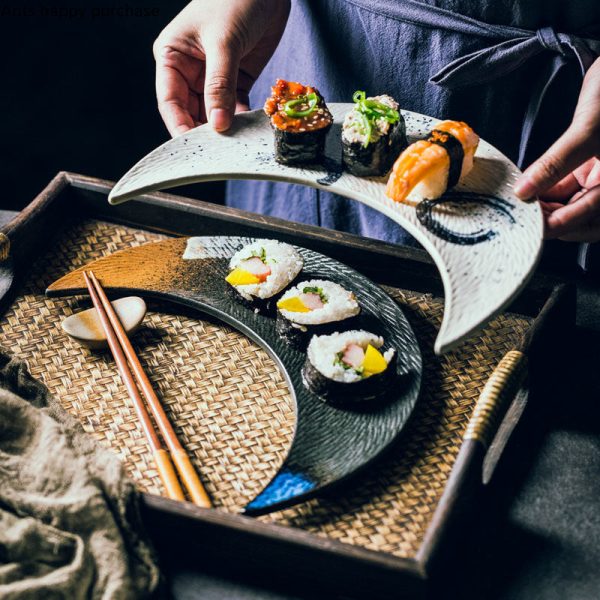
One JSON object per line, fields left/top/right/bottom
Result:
{"left": 226, "top": 0, "right": 600, "bottom": 245}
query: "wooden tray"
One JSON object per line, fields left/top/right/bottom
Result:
{"left": 0, "top": 173, "right": 574, "bottom": 599}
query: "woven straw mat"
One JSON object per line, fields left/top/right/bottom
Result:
{"left": 0, "top": 219, "right": 532, "bottom": 559}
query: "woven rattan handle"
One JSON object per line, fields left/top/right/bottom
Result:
{"left": 465, "top": 350, "right": 528, "bottom": 448}
{"left": 0, "top": 173, "right": 68, "bottom": 263}
{"left": 0, "top": 233, "right": 9, "bottom": 261}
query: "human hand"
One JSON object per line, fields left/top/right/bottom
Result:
{"left": 514, "top": 58, "right": 600, "bottom": 242}
{"left": 153, "top": 0, "right": 290, "bottom": 136}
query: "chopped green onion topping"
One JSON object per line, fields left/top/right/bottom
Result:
{"left": 334, "top": 351, "right": 352, "bottom": 370}
{"left": 351, "top": 90, "right": 400, "bottom": 148}
{"left": 302, "top": 286, "right": 328, "bottom": 303}
{"left": 357, "top": 112, "right": 372, "bottom": 148}
{"left": 249, "top": 247, "right": 267, "bottom": 263}
{"left": 283, "top": 92, "right": 318, "bottom": 117}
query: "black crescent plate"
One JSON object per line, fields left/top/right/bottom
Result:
{"left": 48, "top": 235, "right": 422, "bottom": 515}
{"left": 180, "top": 237, "right": 422, "bottom": 515}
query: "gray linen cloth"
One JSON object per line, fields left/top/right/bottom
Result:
{"left": 0, "top": 351, "right": 160, "bottom": 599}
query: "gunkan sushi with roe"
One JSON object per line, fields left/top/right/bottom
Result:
{"left": 342, "top": 91, "right": 407, "bottom": 177}
{"left": 303, "top": 330, "right": 396, "bottom": 404}
{"left": 386, "top": 120, "right": 480, "bottom": 205}
{"left": 225, "top": 239, "right": 303, "bottom": 312}
{"left": 276, "top": 280, "right": 360, "bottom": 348}
{"left": 264, "top": 79, "right": 333, "bottom": 165}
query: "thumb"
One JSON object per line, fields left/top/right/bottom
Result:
{"left": 203, "top": 38, "right": 241, "bottom": 132}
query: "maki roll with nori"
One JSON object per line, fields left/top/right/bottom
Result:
{"left": 276, "top": 280, "right": 360, "bottom": 348}
{"left": 342, "top": 91, "right": 407, "bottom": 177}
{"left": 303, "top": 330, "right": 396, "bottom": 404}
{"left": 386, "top": 120, "right": 480, "bottom": 205}
{"left": 264, "top": 79, "right": 333, "bottom": 165}
{"left": 225, "top": 239, "right": 303, "bottom": 312}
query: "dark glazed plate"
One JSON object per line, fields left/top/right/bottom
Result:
{"left": 47, "top": 236, "right": 422, "bottom": 515}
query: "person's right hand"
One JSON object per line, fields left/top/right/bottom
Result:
{"left": 514, "top": 57, "right": 600, "bottom": 241}
{"left": 153, "top": 0, "right": 290, "bottom": 136}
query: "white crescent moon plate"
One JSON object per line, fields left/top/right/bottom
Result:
{"left": 108, "top": 104, "right": 543, "bottom": 354}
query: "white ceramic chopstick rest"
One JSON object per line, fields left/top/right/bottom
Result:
{"left": 61, "top": 296, "right": 147, "bottom": 349}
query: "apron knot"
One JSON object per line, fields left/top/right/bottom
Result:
{"left": 425, "top": 16, "right": 599, "bottom": 166}
{"left": 536, "top": 26, "right": 566, "bottom": 56}
{"left": 430, "top": 27, "right": 597, "bottom": 90}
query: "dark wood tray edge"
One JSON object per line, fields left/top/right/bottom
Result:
{"left": 0, "top": 172, "right": 576, "bottom": 599}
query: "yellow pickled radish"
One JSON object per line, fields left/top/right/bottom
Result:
{"left": 225, "top": 268, "right": 260, "bottom": 286}
{"left": 362, "top": 344, "right": 388, "bottom": 375}
{"left": 276, "top": 296, "right": 310, "bottom": 312}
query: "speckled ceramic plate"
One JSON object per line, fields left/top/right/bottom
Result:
{"left": 107, "top": 104, "right": 543, "bottom": 355}
{"left": 47, "top": 236, "right": 422, "bottom": 515}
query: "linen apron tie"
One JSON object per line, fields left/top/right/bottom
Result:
{"left": 347, "top": 0, "right": 600, "bottom": 166}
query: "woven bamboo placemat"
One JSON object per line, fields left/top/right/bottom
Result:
{"left": 0, "top": 219, "right": 531, "bottom": 559}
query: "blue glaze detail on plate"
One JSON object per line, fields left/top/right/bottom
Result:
{"left": 245, "top": 470, "right": 316, "bottom": 514}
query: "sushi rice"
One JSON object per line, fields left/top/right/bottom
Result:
{"left": 278, "top": 280, "right": 360, "bottom": 325}
{"left": 228, "top": 239, "right": 303, "bottom": 301}
{"left": 307, "top": 330, "right": 395, "bottom": 383}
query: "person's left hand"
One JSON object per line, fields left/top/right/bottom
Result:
{"left": 514, "top": 57, "right": 600, "bottom": 242}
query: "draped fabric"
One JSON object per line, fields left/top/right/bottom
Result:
{"left": 226, "top": 0, "right": 600, "bottom": 245}
{"left": 0, "top": 352, "right": 160, "bottom": 599}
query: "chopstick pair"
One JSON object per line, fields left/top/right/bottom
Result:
{"left": 83, "top": 270, "right": 212, "bottom": 508}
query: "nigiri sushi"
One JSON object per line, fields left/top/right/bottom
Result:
{"left": 264, "top": 79, "right": 333, "bottom": 165}
{"left": 342, "top": 91, "right": 407, "bottom": 177}
{"left": 385, "top": 120, "right": 479, "bottom": 204}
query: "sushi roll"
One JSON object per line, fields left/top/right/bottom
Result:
{"left": 225, "top": 239, "right": 303, "bottom": 312}
{"left": 342, "top": 91, "right": 407, "bottom": 177}
{"left": 264, "top": 79, "right": 333, "bottom": 165}
{"left": 303, "top": 330, "right": 396, "bottom": 404}
{"left": 385, "top": 120, "right": 480, "bottom": 205}
{"left": 276, "top": 280, "right": 361, "bottom": 348}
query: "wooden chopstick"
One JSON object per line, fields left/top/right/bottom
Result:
{"left": 83, "top": 271, "right": 185, "bottom": 502}
{"left": 86, "top": 270, "right": 212, "bottom": 508}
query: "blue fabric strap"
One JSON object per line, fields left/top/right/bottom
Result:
{"left": 346, "top": 0, "right": 600, "bottom": 166}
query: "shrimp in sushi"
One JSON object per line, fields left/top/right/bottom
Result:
{"left": 385, "top": 120, "right": 479, "bottom": 205}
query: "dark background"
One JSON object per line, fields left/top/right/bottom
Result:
{"left": 0, "top": 0, "right": 223, "bottom": 210}
{"left": 1, "top": 3, "right": 600, "bottom": 599}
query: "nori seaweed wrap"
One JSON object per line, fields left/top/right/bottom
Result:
{"left": 342, "top": 91, "right": 407, "bottom": 177}
{"left": 264, "top": 79, "right": 333, "bottom": 166}
{"left": 303, "top": 331, "right": 397, "bottom": 405}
